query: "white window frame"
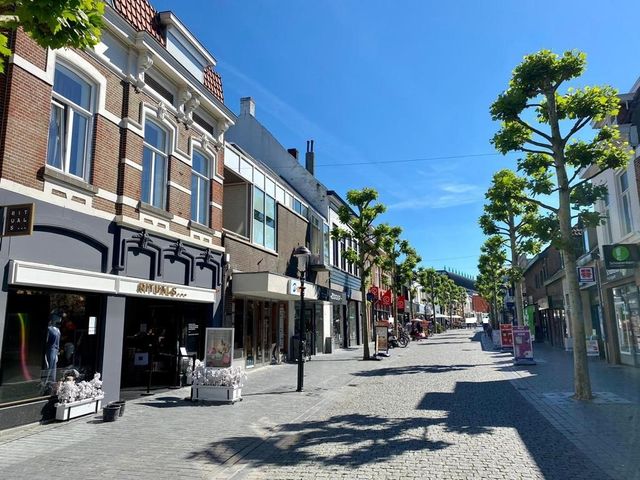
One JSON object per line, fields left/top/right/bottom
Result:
{"left": 618, "top": 171, "right": 633, "bottom": 236}
{"left": 46, "top": 63, "right": 95, "bottom": 180}
{"left": 252, "top": 185, "right": 277, "bottom": 251}
{"left": 191, "top": 148, "right": 211, "bottom": 226}
{"left": 142, "top": 120, "right": 169, "bottom": 209}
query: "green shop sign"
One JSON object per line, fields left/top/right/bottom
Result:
{"left": 603, "top": 244, "right": 640, "bottom": 269}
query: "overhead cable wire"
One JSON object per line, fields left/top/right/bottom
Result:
{"left": 317, "top": 152, "right": 500, "bottom": 167}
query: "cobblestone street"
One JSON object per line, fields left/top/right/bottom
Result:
{"left": 0, "top": 329, "right": 637, "bottom": 480}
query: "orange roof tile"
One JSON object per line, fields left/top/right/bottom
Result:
{"left": 113, "top": 0, "right": 165, "bottom": 46}
{"left": 204, "top": 65, "right": 224, "bottom": 103}
{"left": 113, "top": 1, "right": 225, "bottom": 104}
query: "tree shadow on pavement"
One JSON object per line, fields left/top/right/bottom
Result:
{"left": 186, "top": 413, "right": 451, "bottom": 468}
{"left": 418, "top": 379, "right": 613, "bottom": 480}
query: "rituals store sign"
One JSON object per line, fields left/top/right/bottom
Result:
{"left": 3, "top": 204, "right": 34, "bottom": 236}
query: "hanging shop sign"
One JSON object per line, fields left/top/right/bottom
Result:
{"left": 603, "top": 244, "right": 640, "bottom": 269}
{"left": 3, "top": 203, "right": 35, "bottom": 236}
{"left": 381, "top": 290, "right": 392, "bottom": 306}
{"left": 397, "top": 295, "right": 406, "bottom": 311}
{"left": 577, "top": 267, "right": 596, "bottom": 284}
{"left": 500, "top": 324, "right": 513, "bottom": 350}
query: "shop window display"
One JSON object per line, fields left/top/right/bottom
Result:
{"left": 0, "top": 289, "right": 101, "bottom": 405}
{"left": 613, "top": 284, "right": 640, "bottom": 359}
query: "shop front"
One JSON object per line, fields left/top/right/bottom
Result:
{"left": 611, "top": 282, "right": 640, "bottom": 366}
{"left": 231, "top": 271, "right": 320, "bottom": 368}
{"left": 0, "top": 191, "right": 224, "bottom": 429}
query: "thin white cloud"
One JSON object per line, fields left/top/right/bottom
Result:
{"left": 387, "top": 183, "right": 483, "bottom": 210}
{"left": 441, "top": 183, "right": 478, "bottom": 194}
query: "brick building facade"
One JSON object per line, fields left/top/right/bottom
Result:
{"left": 0, "top": 1, "right": 234, "bottom": 428}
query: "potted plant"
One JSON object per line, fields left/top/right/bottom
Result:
{"left": 54, "top": 371, "right": 105, "bottom": 421}
{"left": 190, "top": 361, "right": 246, "bottom": 403}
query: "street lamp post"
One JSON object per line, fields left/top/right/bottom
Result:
{"left": 294, "top": 245, "right": 311, "bottom": 392}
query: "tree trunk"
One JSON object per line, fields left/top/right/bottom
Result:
{"left": 509, "top": 221, "right": 524, "bottom": 326}
{"left": 360, "top": 252, "right": 371, "bottom": 360}
{"left": 547, "top": 88, "right": 592, "bottom": 400}
{"left": 559, "top": 210, "right": 592, "bottom": 400}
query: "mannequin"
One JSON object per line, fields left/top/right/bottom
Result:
{"left": 43, "top": 313, "right": 62, "bottom": 387}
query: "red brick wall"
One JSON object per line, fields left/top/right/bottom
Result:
{"left": 92, "top": 116, "right": 120, "bottom": 196}
{"left": 1, "top": 66, "right": 50, "bottom": 189}
{"left": 13, "top": 29, "right": 48, "bottom": 71}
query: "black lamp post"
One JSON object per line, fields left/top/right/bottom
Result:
{"left": 294, "top": 245, "right": 311, "bottom": 392}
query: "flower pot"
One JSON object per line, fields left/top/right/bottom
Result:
{"left": 112, "top": 400, "right": 126, "bottom": 416}
{"left": 55, "top": 395, "right": 104, "bottom": 421}
{"left": 191, "top": 385, "right": 242, "bottom": 403}
{"left": 103, "top": 404, "right": 121, "bottom": 422}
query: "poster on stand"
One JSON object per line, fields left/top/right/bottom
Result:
{"left": 491, "top": 329, "right": 501, "bottom": 350}
{"left": 205, "top": 328, "right": 234, "bottom": 368}
{"left": 500, "top": 324, "right": 513, "bottom": 350}
{"left": 586, "top": 339, "right": 600, "bottom": 356}
{"left": 513, "top": 326, "right": 535, "bottom": 364}
{"left": 376, "top": 325, "right": 388, "bottom": 354}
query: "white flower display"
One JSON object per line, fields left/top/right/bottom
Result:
{"left": 191, "top": 360, "right": 246, "bottom": 387}
{"left": 56, "top": 373, "right": 104, "bottom": 404}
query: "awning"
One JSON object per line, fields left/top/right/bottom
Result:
{"left": 232, "top": 271, "right": 319, "bottom": 300}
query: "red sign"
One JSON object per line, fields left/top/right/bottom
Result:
{"left": 369, "top": 286, "right": 379, "bottom": 297}
{"left": 500, "top": 324, "right": 513, "bottom": 349}
{"left": 513, "top": 326, "right": 533, "bottom": 360}
{"left": 397, "top": 295, "right": 406, "bottom": 311}
{"left": 381, "top": 290, "right": 392, "bottom": 306}
{"left": 578, "top": 267, "right": 595, "bottom": 283}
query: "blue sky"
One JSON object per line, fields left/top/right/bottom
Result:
{"left": 152, "top": 0, "right": 640, "bottom": 275}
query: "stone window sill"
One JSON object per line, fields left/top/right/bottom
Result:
{"left": 43, "top": 165, "right": 98, "bottom": 196}
{"left": 189, "top": 220, "right": 213, "bottom": 235}
{"left": 138, "top": 201, "right": 174, "bottom": 221}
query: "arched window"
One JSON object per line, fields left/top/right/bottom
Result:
{"left": 141, "top": 120, "right": 168, "bottom": 209}
{"left": 191, "top": 149, "right": 211, "bottom": 225}
{"left": 46, "top": 64, "right": 94, "bottom": 180}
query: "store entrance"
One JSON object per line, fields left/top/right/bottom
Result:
{"left": 120, "top": 298, "right": 208, "bottom": 390}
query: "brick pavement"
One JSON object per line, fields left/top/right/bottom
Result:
{"left": 0, "top": 330, "right": 635, "bottom": 479}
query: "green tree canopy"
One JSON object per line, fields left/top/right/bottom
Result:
{"left": 490, "top": 49, "right": 632, "bottom": 399}
{"left": 331, "top": 187, "right": 389, "bottom": 360}
{"left": 0, "top": 0, "right": 105, "bottom": 73}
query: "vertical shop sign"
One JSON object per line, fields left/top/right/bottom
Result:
{"left": 397, "top": 295, "right": 406, "bottom": 311}
{"left": 500, "top": 324, "right": 513, "bottom": 350}
{"left": 3, "top": 203, "right": 35, "bottom": 236}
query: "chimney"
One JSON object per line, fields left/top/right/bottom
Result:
{"left": 287, "top": 148, "right": 299, "bottom": 159}
{"left": 240, "top": 97, "right": 255, "bottom": 116}
{"left": 305, "top": 140, "right": 315, "bottom": 175}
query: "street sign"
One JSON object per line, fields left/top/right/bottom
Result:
{"left": 369, "top": 286, "right": 379, "bottom": 297}
{"left": 3, "top": 203, "right": 35, "bottom": 236}
{"left": 366, "top": 292, "right": 375, "bottom": 302}
{"left": 603, "top": 244, "right": 640, "bottom": 269}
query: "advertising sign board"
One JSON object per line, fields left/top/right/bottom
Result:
{"left": 500, "top": 324, "right": 513, "bottom": 350}
{"left": 205, "top": 328, "right": 234, "bottom": 368}
{"left": 513, "top": 326, "right": 535, "bottom": 364}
